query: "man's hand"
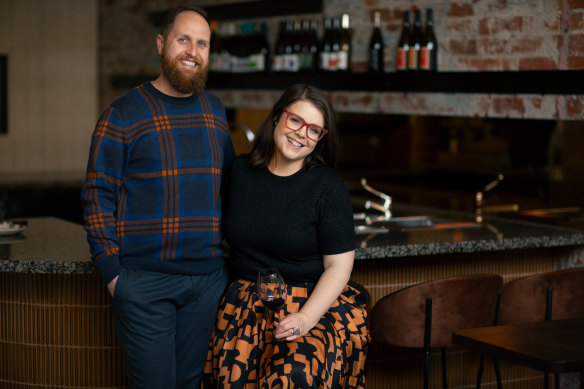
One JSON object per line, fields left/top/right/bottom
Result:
{"left": 107, "top": 276, "right": 119, "bottom": 297}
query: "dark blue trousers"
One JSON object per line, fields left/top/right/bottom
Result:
{"left": 112, "top": 266, "right": 228, "bottom": 389}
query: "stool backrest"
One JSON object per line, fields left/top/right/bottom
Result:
{"left": 498, "top": 267, "right": 584, "bottom": 325}
{"left": 369, "top": 274, "right": 503, "bottom": 348}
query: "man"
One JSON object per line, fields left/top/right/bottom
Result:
{"left": 82, "top": 6, "right": 234, "bottom": 388}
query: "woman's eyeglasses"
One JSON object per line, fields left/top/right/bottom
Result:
{"left": 281, "top": 109, "right": 328, "bottom": 141}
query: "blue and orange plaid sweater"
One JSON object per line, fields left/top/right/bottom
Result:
{"left": 82, "top": 82, "right": 235, "bottom": 284}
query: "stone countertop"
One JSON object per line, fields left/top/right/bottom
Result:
{"left": 2, "top": 211, "right": 584, "bottom": 274}
{"left": 353, "top": 203, "right": 584, "bottom": 260}
{"left": 0, "top": 217, "right": 93, "bottom": 274}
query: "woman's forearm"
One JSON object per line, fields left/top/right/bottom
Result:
{"left": 298, "top": 251, "right": 354, "bottom": 328}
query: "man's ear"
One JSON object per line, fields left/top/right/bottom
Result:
{"left": 156, "top": 34, "right": 164, "bottom": 55}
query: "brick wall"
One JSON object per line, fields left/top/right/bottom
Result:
{"left": 99, "top": 0, "right": 584, "bottom": 119}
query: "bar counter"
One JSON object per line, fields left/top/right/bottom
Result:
{"left": 2, "top": 215, "right": 583, "bottom": 388}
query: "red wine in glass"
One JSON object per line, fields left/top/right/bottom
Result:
{"left": 257, "top": 268, "right": 287, "bottom": 313}
{"left": 261, "top": 296, "right": 285, "bottom": 311}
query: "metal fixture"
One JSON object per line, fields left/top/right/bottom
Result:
{"left": 360, "top": 178, "right": 392, "bottom": 224}
{"left": 475, "top": 173, "right": 518, "bottom": 222}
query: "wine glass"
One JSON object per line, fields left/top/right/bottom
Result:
{"left": 256, "top": 268, "right": 287, "bottom": 319}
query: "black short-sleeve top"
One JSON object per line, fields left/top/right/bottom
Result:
{"left": 222, "top": 155, "right": 356, "bottom": 283}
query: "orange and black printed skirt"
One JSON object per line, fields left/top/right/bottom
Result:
{"left": 202, "top": 279, "right": 370, "bottom": 389}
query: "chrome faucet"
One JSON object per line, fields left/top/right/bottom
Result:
{"left": 361, "top": 178, "right": 392, "bottom": 224}
{"left": 475, "top": 173, "right": 518, "bottom": 222}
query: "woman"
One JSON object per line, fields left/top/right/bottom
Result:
{"left": 203, "top": 84, "right": 369, "bottom": 388}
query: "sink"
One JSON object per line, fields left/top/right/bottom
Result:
{"left": 354, "top": 213, "right": 480, "bottom": 233}
{"left": 388, "top": 216, "right": 480, "bottom": 230}
{"left": 354, "top": 225, "right": 389, "bottom": 235}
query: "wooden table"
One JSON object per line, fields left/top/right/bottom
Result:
{"left": 453, "top": 318, "right": 584, "bottom": 388}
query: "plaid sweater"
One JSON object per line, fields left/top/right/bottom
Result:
{"left": 82, "top": 82, "right": 235, "bottom": 284}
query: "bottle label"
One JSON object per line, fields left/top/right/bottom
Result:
{"left": 320, "top": 52, "right": 330, "bottom": 71}
{"left": 397, "top": 48, "right": 407, "bottom": 70}
{"left": 369, "top": 50, "right": 381, "bottom": 72}
{"left": 337, "top": 51, "right": 348, "bottom": 70}
{"left": 408, "top": 47, "right": 419, "bottom": 70}
{"left": 272, "top": 55, "right": 283, "bottom": 72}
{"left": 328, "top": 52, "right": 339, "bottom": 71}
{"left": 420, "top": 48, "right": 430, "bottom": 70}
{"left": 284, "top": 54, "right": 300, "bottom": 72}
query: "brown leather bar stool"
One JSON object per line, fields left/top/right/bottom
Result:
{"left": 495, "top": 266, "right": 584, "bottom": 388}
{"left": 369, "top": 274, "right": 503, "bottom": 389}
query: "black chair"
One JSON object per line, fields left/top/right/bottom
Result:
{"left": 495, "top": 267, "right": 584, "bottom": 388}
{"left": 369, "top": 274, "right": 503, "bottom": 389}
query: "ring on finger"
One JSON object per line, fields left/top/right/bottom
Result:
{"left": 292, "top": 326, "right": 300, "bottom": 336}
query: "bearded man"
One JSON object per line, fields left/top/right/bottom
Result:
{"left": 81, "top": 6, "right": 234, "bottom": 388}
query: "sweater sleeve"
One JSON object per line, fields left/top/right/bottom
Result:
{"left": 81, "top": 107, "right": 127, "bottom": 284}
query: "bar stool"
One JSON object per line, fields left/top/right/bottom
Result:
{"left": 495, "top": 266, "right": 584, "bottom": 388}
{"left": 369, "top": 274, "right": 503, "bottom": 389}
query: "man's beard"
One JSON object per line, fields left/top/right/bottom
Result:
{"left": 160, "top": 53, "right": 209, "bottom": 95}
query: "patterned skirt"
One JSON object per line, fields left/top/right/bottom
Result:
{"left": 202, "top": 279, "right": 370, "bottom": 389}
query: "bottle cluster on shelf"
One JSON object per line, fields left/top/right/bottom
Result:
{"left": 209, "top": 9, "right": 437, "bottom": 74}
{"left": 209, "top": 14, "right": 352, "bottom": 73}
{"left": 396, "top": 8, "right": 438, "bottom": 72}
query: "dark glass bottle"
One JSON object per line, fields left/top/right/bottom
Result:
{"left": 283, "top": 20, "right": 299, "bottom": 71}
{"left": 308, "top": 19, "right": 320, "bottom": 71}
{"left": 408, "top": 9, "right": 422, "bottom": 71}
{"left": 338, "top": 13, "right": 351, "bottom": 72}
{"left": 319, "top": 17, "right": 332, "bottom": 71}
{"left": 329, "top": 16, "right": 341, "bottom": 71}
{"left": 420, "top": 9, "right": 438, "bottom": 71}
{"left": 396, "top": 10, "right": 410, "bottom": 71}
{"left": 368, "top": 11, "right": 384, "bottom": 73}
{"left": 272, "top": 21, "right": 286, "bottom": 72}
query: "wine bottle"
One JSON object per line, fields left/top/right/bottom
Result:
{"left": 420, "top": 9, "right": 438, "bottom": 71}
{"left": 396, "top": 10, "right": 410, "bottom": 71}
{"left": 308, "top": 19, "right": 320, "bottom": 72}
{"left": 329, "top": 16, "right": 341, "bottom": 71}
{"left": 272, "top": 21, "right": 286, "bottom": 72}
{"left": 338, "top": 13, "right": 351, "bottom": 72}
{"left": 408, "top": 9, "right": 422, "bottom": 71}
{"left": 319, "top": 17, "right": 332, "bottom": 71}
{"left": 283, "top": 20, "right": 299, "bottom": 72}
{"left": 368, "top": 11, "right": 384, "bottom": 73}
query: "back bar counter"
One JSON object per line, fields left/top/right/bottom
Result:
{"left": 1, "top": 212, "right": 583, "bottom": 388}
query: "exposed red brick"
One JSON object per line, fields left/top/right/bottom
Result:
{"left": 493, "top": 97, "right": 526, "bottom": 116}
{"left": 479, "top": 18, "right": 491, "bottom": 35}
{"left": 566, "top": 96, "right": 583, "bottom": 117}
{"left": 511, "top": 37, "right": 544, "bottom": 54}
{"left": 555, "top": 34, "right": 565, "bottom": 51}
{"left": 479, "top": 16, "right": 523, "bottom": 35}
{"left": 567, "top": 0, "right": 584, "bottom": 9}
{"left": 479, "top": 38, "right": 507, "bottom": 54}
{"left": 570, "top": 13, "right": 584, "bottom": 30}
{"left": 530, "top": 97, "right": 543, "bottom": 109}
{"left": 568, "top": 33, "right": 584, "bottom": 53}
{"left": 502, "top": 16, "right": 524, "bottom": 32}
{"left": 567, "top": 56, "right": 584, "bottom": 68}
{"left": 518, "top": 57, "right": 558, "bottom": 70}
{"left": 487, "top": 0, "right": 508, "bottom": 12}
{"left": 544, "top": 15, "right": 560, "bottom": 32}
{"left": 444, "top": 19, "right": 472, "bottom": 32}
{"left": 447, "top": 2, "right": 474, "bottom": 17}
{"left": 459, "top": 58, "right": 504, "bottom": 71}
{"left": 449, "top": 39, "right": 477, "bottom": 55}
